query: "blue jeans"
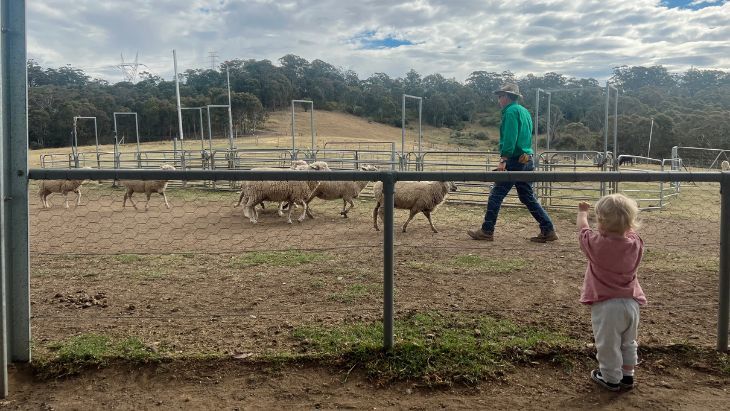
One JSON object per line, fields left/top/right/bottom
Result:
{"left": 481, "top": 157, "right": 554, "bottom": 233}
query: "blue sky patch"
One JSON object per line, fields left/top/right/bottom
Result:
{"left": 354, "top": 31, "right": 414, "bottom": 49}
{"left": 661, "top": 0, "right": 724, "bottom": 10}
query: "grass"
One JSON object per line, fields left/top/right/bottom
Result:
{"left": 327, "top": 283, "right": 379, "bottom": 303}
{"left": 291, "top": 311, "right": 576, "bottom": 385}
{"left": 35, "top": 333, "right": 162, "bottom": 377}
{"left": 229, "top": 250, "right": 328, "bottom": 268}
{"left": 642, "top": 249, "right": 719, "bottom": 272}
{"left": 406, "top": 255, "right": 528, "bottom": 275}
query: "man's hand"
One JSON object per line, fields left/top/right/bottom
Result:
{"left": 497, "top": 161, "right": 506, "bottom": 171}
{"left": 578, "top": 202, "right": 590, "bottom": 212}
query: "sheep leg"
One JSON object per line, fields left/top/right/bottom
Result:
{"left": 341, "top": 199, "right": 355, "bottom": 218}
{"left": 161, "top": 192, "right": 171, "bottom": 209}
{"left": 63, "top": 192, "right": 70, "bottom": 209}
{"left": 423, "top": 210, "right": 438, "bottom": 233}
{"left": 402, "top": 210, "right": 418, "bottom": 233}
{"left": 234, "top": 190, "right": 246, "bottom": 207}
{"left": 74, "top": 188, "right": 82, "bottom": 206}
{"left": 278, "top": 202, "right": 287, "bottom": 217}
{"left": 125, "top": 192, "right": 139, "bottom": 210}
{"left": 40, "top": 191, "right": 48, "bottom": 208}
{"left": 243, "top": 198, "right": 258, "bottom": 223}
{"left": 144, "top": 192, "right": 152, "bottom": 211}
{"left": 297, "top": 200, "right": 308, "bottom": 223}
{"left": 372, "top": 202, "right": 381, "bottom": 231}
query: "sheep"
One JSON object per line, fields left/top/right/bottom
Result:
{"left": 234, "top": 160, "right": 315, "bottom": 212}
{"left": 372, "top": 180, "right": 458, "bottom": 233}
{"left": 121, "top": 164, "right": 175, "bottom": 211}
{"left": 721, "top": 160, "right": 730, "bottom": 171}
{"left": 304, "top": 164, "right": 378, "bottom": 218}
{"left": 38, "top": 167, "right": 92, "bottom": 209}
{"left": 240, "top": 162, "right": 327, "bottom": 224}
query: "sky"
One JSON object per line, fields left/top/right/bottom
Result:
{"left": 27, "top": 0, "right": 730, "bottom": 84}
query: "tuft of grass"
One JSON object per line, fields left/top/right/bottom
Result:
{"left": 292, "top": 311, "right": 576, "bottom": 385}
{"left": 641, "top": 249, "right": 719, "bottom": 272}
{"left": 229, "top": 250, "right": 328, "bottom": 268}
{"left": 406, "top": 255, "right": 528, "bottom": 275}
{"left": 34, "top": 334, "right": 162, "bottom": 378}
{"left": 114, "top": 254, "right": 142, "bottom": 264}
{"left": 450, "top": 255, "right": 528, "bottom": 273}
{"left": 328, "top": 284, "right": 374, "bottom": 303}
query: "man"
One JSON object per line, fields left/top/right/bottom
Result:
{"left": 467, "top": 83, "right": 558, "bottom": 243}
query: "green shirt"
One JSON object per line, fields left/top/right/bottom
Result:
{"left": 499, "top": 101, "right": 534, "bottom": 158}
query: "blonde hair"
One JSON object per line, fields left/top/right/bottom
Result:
{"left": 595, "top": 193, "right": 640, "bottom": 234}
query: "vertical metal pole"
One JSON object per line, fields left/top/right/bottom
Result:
{"left": 72, "top": 117, "right": 79, "bottom": 168}
{"left": 546, "top": 92, "right": 552, "bottom": 151}
{"left": 647, "top": 118, "right": 654, "bottom": 158}
{"left": 613, "top": 86, "right": 618, "bottom": 163}
{"left": 173, "top": 50, "right": 184, "bottom": 142}
{"left": 199, "top": 108, "right": 204, "bottom": 152}
{"left": 604, "top": 83, "right": 609, "bottom": 159}
{"left": 291, "top": 100, "right": 295, "bottom": 153}
{"left": 534, "top": 90, "right": 540, "bottom": 156}
{"left": 382, "top": 174, "right": 395, "bottom": 350}
{"left": 718, "top": 175, "right": 730, "bottom": 352}
{"left": 207, "top": 106, "right": 212, "bottom": 151}
{"left": 310, "top": 103, "right": 315, "bottom": 152}
{"left": 134, "top": 113, "right": 140, "bottom": 156}
{"left": 418, "top": 98, "right": 422, "bottom": 157}
{"left": 401, "top": 94, "right": 405, "bottom": 155}
{"left": 226, "top": 66, "right": 234, "bottom": 151}
{"left": 1, "top": 3, "right": 30, "bottom": 400}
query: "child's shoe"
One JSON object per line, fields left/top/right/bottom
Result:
{"left": 620, "top": 375, "right": 634, "bottom": 389}
{"left": 590, "top": 369, "right": 620, "bottom": 391}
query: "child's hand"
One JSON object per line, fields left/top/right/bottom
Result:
{"left": 578, "top": 202, "right": 590, "bottom": 212}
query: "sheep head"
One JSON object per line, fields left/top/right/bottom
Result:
{"left": 160, "top": 164, "right": 176, "bottom": 171}
{"left": 360, "top": 164, "right": 378, "bottom": 171}
{"left": 722, "top": 160, "right": 730, "bottom": 172}
{"left": 447, "top": 181, "right": 458, "bottom": 192}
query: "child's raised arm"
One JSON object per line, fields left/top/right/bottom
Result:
{"left": 577, "top": 202, "right": 590, "bottom": 230}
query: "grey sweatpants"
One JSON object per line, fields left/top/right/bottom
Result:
{"left": 591, "top": 298, "right": 640, "bottom": 384}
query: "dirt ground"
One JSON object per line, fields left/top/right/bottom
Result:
{"left": 4, "top": 182, "right": 728, "bottom": 409}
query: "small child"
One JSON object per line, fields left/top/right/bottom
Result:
{"left": 577, "top": 194, "right": 646, "bottom": 391}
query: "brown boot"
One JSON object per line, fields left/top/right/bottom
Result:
{"left": 467, "top": 228, "right": 494, "bottom": 241}
{"left": 530, "top": 230, "right": 559, "bottom": 243}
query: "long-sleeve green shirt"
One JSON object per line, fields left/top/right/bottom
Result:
{"left": 499, "top": 101, "right": 534, "bottom": 158}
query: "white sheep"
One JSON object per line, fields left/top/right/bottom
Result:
{"left": 721, "top": 160, "right": 730, "bottom": 171}
{"left": 305, "top": 164, "right": 378, "bottom": 218}
{"left": 121, "top": 164, "right": 175, "bottom": 211}
{"left": 240, "top": 162, "right": 327, "bottom": 224}
{"left": 38, "top": 167, "right": 92, "bottom": 209}
{"left": 372, "top": 180, "right": 458, "bottom": 233}
{"left": 234, "top": 160, "right": 314, "bottom": 212}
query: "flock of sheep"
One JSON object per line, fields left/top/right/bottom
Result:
{"left": 37, "top": 161, "right": 459, "bottom": 233}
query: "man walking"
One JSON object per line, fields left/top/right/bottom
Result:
{"left": 467, "top": 83, "right": 558, "bottom": 243}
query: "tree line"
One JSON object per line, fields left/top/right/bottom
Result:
{"left": 28, "top": 57, "right": 730, "bottom": 158}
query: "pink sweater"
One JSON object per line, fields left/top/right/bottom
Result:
{"left": 579, "top": 228, "right": 646, "bottom": 305}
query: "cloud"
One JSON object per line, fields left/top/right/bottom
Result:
{"left": 27, "top": 0, "right": 730, "bottom": 83}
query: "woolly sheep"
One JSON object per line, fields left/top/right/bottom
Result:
{"left": 372, "top": 180, "right": 458, "bottom": 233}
{"left": 121, "top": 164, "right": 175, "bottom": 211}
{"left": 722, "top": 160, "right": 730, "bottom": 171}
{"left": 38, "top": 167, "right": 92, "bottom": 209}
{"left": 234, "top": 160, "right": 315, "bottom": 211}
{"left": 305, "top": 164, "right": 378, "bottom": 218}
{"left": 240, "top": 162, "right": 327, "bottom": 224}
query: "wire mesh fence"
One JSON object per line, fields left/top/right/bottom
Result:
{"left": 24, "top": 168, "right": 729, "bottom": 360}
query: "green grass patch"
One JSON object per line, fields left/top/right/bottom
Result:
{"left": 114, "top": 254, "right": 142, "bottom": 264}
{"left": 406, "top": 255, "right": 528, "bottom": 275}
{"left": 451, "top": 255, "right": 528, "bottom": 273}
{"left": 642, "top": 249, "right": 719, "bottom": 272}
{"left": 328, "top": 284, "right": 375, "bottom": 303}
{"left": 34, "top": 333, "right": 162, "bottom": 377}
{"left": 292, "top": 311, "right": 576, "bottom": 385}
{"left": 230, "top": 250, "right": 328, "bottom": 268}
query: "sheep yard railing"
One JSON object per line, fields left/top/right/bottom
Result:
{"left": 13, "top": 168, "right": 730, "bottom": 359}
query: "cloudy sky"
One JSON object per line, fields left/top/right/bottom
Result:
{"left": 27, "top": 0, "right": 730, "bottom": 84}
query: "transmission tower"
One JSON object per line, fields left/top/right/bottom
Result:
{"left": 208, "top": 50, "right": 219, "bottom": 70}
{"left": 118, "top": 52, "right": 140, "bottom": 83}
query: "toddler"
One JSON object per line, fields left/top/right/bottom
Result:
{"left": 577, "top": 194, "right": 646, "bottom": 391}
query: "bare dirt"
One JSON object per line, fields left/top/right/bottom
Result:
{"left": 3, "top": 182, "right": 728, "bottom": 410}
